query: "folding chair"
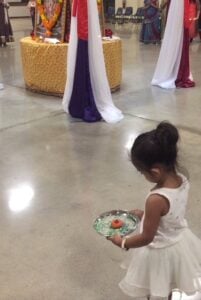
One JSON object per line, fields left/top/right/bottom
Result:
{"left": 114, "top": 7, "right": 124, "bottom": 24}
{"left": 123, "top": 7, "right": 133, "bottom": 23}
{"left": 130, "top": 7, "right": 144, "bottom": 32}
{"left": 131, "top": 7, "right": 144, "bottom": 24}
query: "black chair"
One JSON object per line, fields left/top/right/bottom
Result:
{"left": 123, "top": 7, "right": 133, "bottom": 23}
{"left": 130, "top": 7, "right": 144, "bottom": 24}
{"left": 114, "top": 7, "right": 124, "bottom": 24}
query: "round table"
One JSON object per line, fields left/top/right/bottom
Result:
{"left": 20, "top": 37, "right": 122, "bottom": 96}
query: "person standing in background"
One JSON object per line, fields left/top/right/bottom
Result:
{"left": 62, "top": 0, "right": 123, "bottom": 123}
{"left": 152, "top": 0, "right": 195, "bottom": 89}
{"left": 27, "top": 0, "right": 36, "bottom": 32}
{"left": 140, "top": 0, "right": 161, "bottom": 44}
{"left": 189, "top": 0, "right": 200, "bottom": 41}
{"left": 0, "top": 0, "right": 14, "bottom": 47}
{"left": 199, "top": 0, "right": 201, "bottom": 39}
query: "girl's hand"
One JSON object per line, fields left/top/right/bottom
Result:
{"left": 107, "top": 235, "right": 122, "bottom": 248}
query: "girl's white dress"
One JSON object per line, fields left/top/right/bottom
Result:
{"left": 119, "top": 174, "right": 201, "bottom": 299}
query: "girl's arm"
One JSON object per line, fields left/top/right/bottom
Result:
{"left": 108, "top": 194, "right": 168, "bottom": 248}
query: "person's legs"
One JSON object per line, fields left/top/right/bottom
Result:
{"left": 30, "top": 8, "right": 35, "bottom": 29}
{"left": 168, "top": 293, "right": 172, "bottom": 300}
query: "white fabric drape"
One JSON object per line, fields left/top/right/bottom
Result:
{"left": 151, "top": 0, "right": 184, "bottom": 89}
{"left": 62, "top": 0, "right": 124, "bottom": 123}
{"left": 62, "top": 18, "right": 78, "bottom": 113}
{"left": 88, "top": 0, "right": 123, "bottom": 123}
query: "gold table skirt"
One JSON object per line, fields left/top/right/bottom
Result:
{"left": 20, "top": 37, "right": 122, "bottom": 96}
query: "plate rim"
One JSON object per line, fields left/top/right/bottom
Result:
{"left": 93, "top": 209, "right": 140, "bottom": 237}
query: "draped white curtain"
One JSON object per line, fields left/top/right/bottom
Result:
{"left": 62, "top": 17, "right": 78, "bottom": 113}
{"left": 151, "top": 0, "right": 184, "bottom": 89}
{"left": 62, "top": 0, "right": 124, "bottom": 123}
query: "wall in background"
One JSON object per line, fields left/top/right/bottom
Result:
{"left": 9, "top": 6, "right": 30, "bottom": 17}
{"left": 115, "top": 0, "right": 164, "bottom": 10}
{"left": 115, "top": 0, "right": 144, "bottom": 11}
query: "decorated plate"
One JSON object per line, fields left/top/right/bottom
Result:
{"left": 93, "top": 210, "right": 139, "bottom": 237}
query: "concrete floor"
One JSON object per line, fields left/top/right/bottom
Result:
{"left": 0, "top": 19, "right": 201, "bottom": 300}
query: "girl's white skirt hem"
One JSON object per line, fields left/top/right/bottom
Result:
{"left": 119, "top": 228, "right": 201, "bottom": 299}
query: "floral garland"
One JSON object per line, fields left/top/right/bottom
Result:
{"left": 37, "top": 0, "right": 63, "bottom": 37}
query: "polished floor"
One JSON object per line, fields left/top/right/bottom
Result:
{"left": 0, "top": 19, "right": 201, "bottom": 300}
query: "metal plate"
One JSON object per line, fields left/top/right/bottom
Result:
{"left": 93, "top": 209, "right": 139, "bottom": 237}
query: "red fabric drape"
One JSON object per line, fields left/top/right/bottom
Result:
{"left": 189, "top": 0, "right": 198, "bottom": 39}
{"left": 72, "top": 0, "right": 78, "bottom": 16}
{"left": 72, "top": 0, "right": 88, "bottom": 40}
{"left": 184, "top": 0, "right": 190, "bottom": 28}
{"left": 175, "top": 28, "right": 195, "bottom": 88}
{"left": 175, "top": 0, "right": 195, "bottom": 88}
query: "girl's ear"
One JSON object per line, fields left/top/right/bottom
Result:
{"left": 150, "top": 167, "right": 161, "bottom": 178}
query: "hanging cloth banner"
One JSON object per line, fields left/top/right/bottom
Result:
{"left": 151, "top": 0, "right": 194, "bottom": 89}
{"left": 62, "top": 0, "right": 123, "bottom": 123}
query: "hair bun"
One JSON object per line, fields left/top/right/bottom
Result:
{"left": 155, "top": 122, "right": 179, "bottom": 147}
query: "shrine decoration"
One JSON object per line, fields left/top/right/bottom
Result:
{"left": 36, "top": 0, "right": 64, "bottom": 37}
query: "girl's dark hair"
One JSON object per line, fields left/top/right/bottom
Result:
{"left": 131, "top": 122, "right": 179, "bottom": 171}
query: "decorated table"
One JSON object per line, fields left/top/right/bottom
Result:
{"left": 20, "top": 37, "right": 122, "bottom": 96}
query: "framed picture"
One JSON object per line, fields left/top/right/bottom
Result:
{"left": 34, "top": 0, "right": 104, "bottom": 41}
{"left": 34, "top": 0, "right": 71, "bottom": 42}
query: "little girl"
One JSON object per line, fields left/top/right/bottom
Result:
{"left": 108, "top": 122, "right": 201, "bottom": 300}
{"left": 27, "top": 0, "right": 36, "bottom": 31}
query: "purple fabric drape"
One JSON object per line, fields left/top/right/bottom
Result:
{"left": 68, "top": 39, "right": 102, "bottom": 122}
{"left": 175, "top": 28, "right": 195, "bottom": 88}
